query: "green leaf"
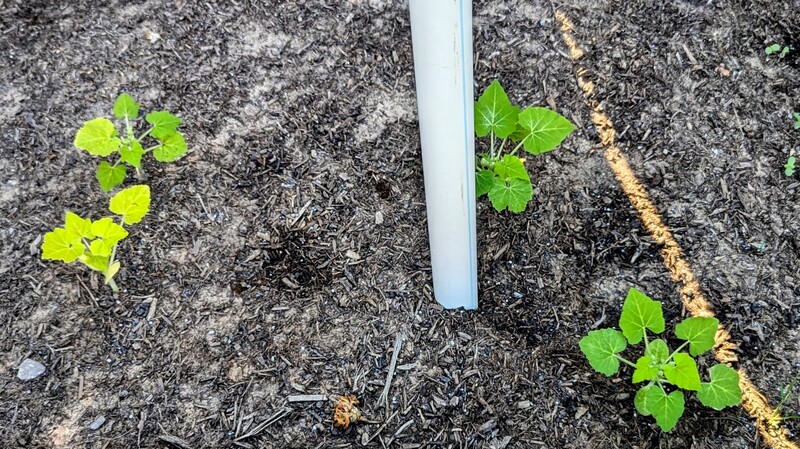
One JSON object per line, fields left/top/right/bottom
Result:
{"left": 64, "top": 211, "right": 94, "bottom": 239}
{"left": 96, "top": 161, "right": 126, "bottom": 193}
{"left": 516, "top": 107, "right": 575, "bottom": 155}
{"left": 644, "top": 388, "right": 684, "bottom": 432}
{"left": 633, "top": 355, "right": 659, "bottom": 383}
{"left": 74, "top": 118, "right": 121, "bottom": 157}
{"left": 578, "top": 328, "right": 627, "bottom": 376}
{"left": 119, "top": 140, "right": 144, "bottom": 168}
{"left": 493, "top": 155, "right": 529, "bottom": 181}
{"left": 697, "top": 364, "right": 741, "bottom": 410}
{"left": 41, "top": 228, "right": 85, "bottom": 263}
{"left": 793, "top": 113, "right": 800, "bottom": 129}
{"left": 619, "top": 287, "right": 665, "bottom": 344}
{"left": 474, "top": 80, "right": 520, "bottom": 139}
{"left": 146, "top": 111, "right": 182, "bottom": 139}
{"left": 646, "top": 339, "right": 670, "bottom": 364}
{"left": 508, "top": 124, "right": 527, "bottom": 143}
{"left": 785, "top": 156, "right": 796, "bottom": 177}
{"left": 92, "top": 218, "right": 128, "bottom": 248}
{"left": 766, "top": 43, "right": 781, "bottom": 55}
{"left": 153, "top": 131, "right": 187, "bottom": 162}
{"left": 82, "top": 254, "right": 110, "bottom": 272}
{"left": 113, "top": 93, "right": 139, "bottom": 120}
{"left": 663, "top": 353, "right": 701, "bottom": 391}
{"left": 476, "top": 169, "right": 496, "bottom": 197}
{"left": 487, "top": 176, "right": 532, "bottom": 213}
{"left": 109, "top": 185, "right": 151, "bottom": 225}
{"left": 635, "top": 385, "right": 653, "bottom": 416}
{"left": 675, "top": 317, "right": 719, "bottom": 356}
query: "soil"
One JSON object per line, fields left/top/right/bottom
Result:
{"left": 1, "top": 0, "right": 799, "bottom": 448}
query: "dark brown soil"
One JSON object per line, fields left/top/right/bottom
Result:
{"left": 1, "top": 0, "right": 799, "bottom": 448}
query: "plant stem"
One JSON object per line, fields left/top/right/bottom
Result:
{"left": 666, "top": 341, "right": 690, "bottom": 363}
{"left": 142, "top": 144, "right": 161, "bottom": 154}
{"left": 497, "top": 137, "right": 508, "bottom": 157}
{"left": 108, "top": 278, "right": 119, "bottom": 294}
{"left": 614, "top": 354, "right": 637, "bottom": 368}
{"left": 137, "top": 126, "right": 154, "bottom": 141}
{"left": 509, "top": 140, "right": 525, "bottom": 156}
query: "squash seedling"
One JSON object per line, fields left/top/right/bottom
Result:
{"left": 474, "top": 80, "right": 574, "bottom": 212}
{"left": 765, "top": 43, "right": 790, "bottom": 59}
{"left": 41, "top": 185, "right": 151, "bottom": 293}
{"left": 785, "top": 156, "right": 796, "bottom": 177}
{"left": 579, "top": 288, "right": 741, "bottom": 432}
{"left": 74, "top": 93, "right": 186, "bottom": 192}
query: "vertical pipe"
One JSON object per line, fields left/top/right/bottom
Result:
{"left": 409, "top": 0, "right": 477, "bottom": 309}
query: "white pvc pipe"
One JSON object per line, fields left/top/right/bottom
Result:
{"left": 409, "top": 0, "right": 477, "bottom": 310}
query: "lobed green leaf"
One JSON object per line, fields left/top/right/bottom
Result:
{"left": 675, "top": 316, "right": 718, "bottom": 356}
{"left": 644, "top": 387, "right": 684, "bottom": 432}
{"left": 516, "top": 107, "right": 575, "bottom": 155}
{"left": 64, "top": 211, "right": 94, "bottom": 239}
{"left": 41, "top": 228, "right": 85, "bottom": 263}
{"left": 146, "top": 111, "right": 182, "bottom": 139}
{"left": 493, "top": 155, "right": 529, "bottom": 181}
{"left": 635, "top": 385, "right": 654, "bottom": 416}
{"left": 633, "top": 355, "right": 659, "bottom": 383}
{"left": 89, "top": 217, "right": 128, "bottom": 256}
{"left": 119, "top": 140, "right": 144, "bottom": 168}
{"left": 645, "top": 339, "right": 670, "bottom": 364}
{"left": 474, "top": 80, "right": 520, "bottom": 139}
{"left": 109, "top": 185, "right": 151, "bottom": 225}
{"left": 82, "top": 254, "right": 110, "bottom": 272}
{"left": 619, "top": 287, "right": 665, "bottom": 344}
{"left": 153, "top": 131, "right": 187, "bottom": 162}
{"left": 697, "top": 364, "right": 741, "bottom": 410}
{"left": 113, "top": 93, "right": 139, "bottom": 120}
{"left": 96, "top": 161, "right": 126, "bottom": 192}
{"left": 476, "top": 169, "right": 496, "bottom": 197}
{"left": 578, "top": 328, "right": 627, "bottom": 376}
{"left": 487, "top": 176, "right": 532, "bottom": 213}
{"left": 663, "top": 353, "right": 701, "bottom": 391}
{"left": 74, "top": 118, "right": 121, "bottom": 157}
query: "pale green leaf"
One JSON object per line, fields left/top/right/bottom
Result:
{"left": 474, "top": 80, "right": 520, "bottom": 138}
{"left": 90, "top": 217, "right": 128, "bottom": 247}
{"left": 82, "top": 254, "right": 109, "bottom": 272}
{"left": 578, "top": 328, "right": 627, "bottom": 376}
{"left": 105, "top": 260, "right": 121, "bottom": 284}
{"left": 487, "top": 176, "right": 532, "bottom": 213}
{"left": 635, "top": 386, "right": 653, "bottom": 416}
{"left": 663, "top": 353, "right": 701, "bottom": 391}
{"left": 646, "top": 339, "right": 670, "bottom": 364}
{"left": 644, "top": 388, "right": 684, "bottom": 432}
{"left": 146, "top": 111, "right": 182, "bottom": 139}
{"left": 109, "top": 185, "right": 151, "bottom": 225}
{"left": 119, "top": 140, "right": 144, "bottom": 168}
{"left": 633, "top": 355, "right": 659, "bottom": 383}
{"left": 476, "top": 169, "right": 496, "bottom": 197}
{"left": 516, "top": 107, "right": 575, "bottom": 155}
{"left": 64, "top": 211, "right": 94, "bottom": 239}
{"left": 113, "top": 93, "right": 139, "bottom": 119}
{"left": 675, "top": 317, "right": 718, "bottom": 356}
{"left": 41, "top": 228, "right": 85, "bottom": 263}
{"left": 89, "top": 239, "right": 113, "bottom": 257}
{"left": 493, "top": 155, "right": 529, "bottom": 181}
{"left": 619, "top": 287, "right": 665, "bottom": 344}
{"left": 153, "top": 131, "right": 187, "bottom": 162}
{"left": 74, "top": 118, "right": 121, "bottom": 157}
{"left": 96, "top": 161, "right": 126, "bottom": 193}
{"left": 697, "top": 364, "right": 741, "bottom": 410}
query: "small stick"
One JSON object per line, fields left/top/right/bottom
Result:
{"left": 288, "top": 394, "right": 326, "bottom": 403}
{"left": 378, "top": 332, "right": 404, "bottom": 409}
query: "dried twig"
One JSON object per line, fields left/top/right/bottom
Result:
{"left": 377, "top": 331, "right": 404, "bottom": 409}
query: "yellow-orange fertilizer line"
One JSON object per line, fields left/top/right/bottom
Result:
{"left": 554, "top": 10, "right": 798, "bottom": 448}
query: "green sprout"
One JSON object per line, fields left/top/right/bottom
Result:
{"left": 768, "top": 374, "right": 800, "bottom": 429}
{"left": 579, "top": 288, "right": 741, "bottom": 432}
{"left": 785, "top": 156, "right": 796, "bottom": 177}
{"left": 765, "top": 43, "right": 790, "bottom": 58}
{"left": 474, "top": 80, "right": 574, "bottom": 212}
{"left": 41, "top": 185, "right": 151, "bottom": 293}
{"left": 793, "top": 112, "right": 800, "bottom": 130}
{"left": 74, "top": 93, "right": 187, "bottom": 192}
